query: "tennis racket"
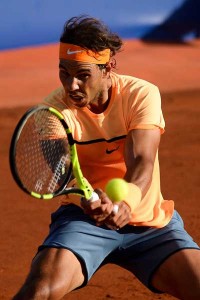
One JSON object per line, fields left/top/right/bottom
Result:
{"left": 9, "top": 105, "right": 99, "bottom": 201}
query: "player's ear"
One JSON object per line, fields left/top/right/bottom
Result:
{"left": 105, "top": 62, "right": 112, "bottom": 72}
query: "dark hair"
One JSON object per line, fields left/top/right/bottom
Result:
{"left": 60, "top": 15, "right": 123, "bottom": 58}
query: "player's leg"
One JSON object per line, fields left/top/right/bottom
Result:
{"left": 151, "top": 248, "right": 200, "bottom": 299}
{"left": 112, "top": 210, "right": 199, "bottom": 298}
{"left": 12, "top": 247, "right": 85, "bottom": 300}
{"left": 12, "top": 204, "right": 122, "bottom": 300}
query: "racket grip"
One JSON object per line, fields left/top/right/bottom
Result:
{"left": 89, "top": 191, "right": 99, "bottom": 202}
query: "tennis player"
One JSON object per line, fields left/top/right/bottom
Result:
{"left": 13, "top": 15, "right": 200, "bottom": 300}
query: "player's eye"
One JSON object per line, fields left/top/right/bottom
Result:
{"left": 77, "top": 73, "right": 90, "bottom": 81}
{"left": 59, "top": 69, "right": 70, "bottom": 77}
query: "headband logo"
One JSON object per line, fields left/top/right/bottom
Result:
{"left": 67, "top": 49, "right": 83, "bottom": 55}
{"left": 60, "top": 43, "right": 110, "bottom": 64}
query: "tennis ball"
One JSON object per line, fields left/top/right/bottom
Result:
{"left": 105, "top": 178, "right": 129, "bottom": 202}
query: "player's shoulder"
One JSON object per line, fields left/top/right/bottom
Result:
{"left": 42, "top": 87, "right": 67, "bottom": 110}
{"left": 111, "top": 72, "right": 158, "bottom": 92}
{"left": 44, "top": 86, "right": 65, "bottom": 103}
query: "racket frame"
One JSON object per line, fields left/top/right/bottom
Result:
{"left": 9, "top": 105, "right": 96, "bottom": 201}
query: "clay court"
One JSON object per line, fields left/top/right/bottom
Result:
{"left": 0, "top": 39, "right": 200, "bottom": 299}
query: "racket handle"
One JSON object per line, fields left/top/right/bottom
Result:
{"left": 89, "top": 191, "right": 99, "bottom": 202}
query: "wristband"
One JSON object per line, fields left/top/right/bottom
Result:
{"left": 123, "top": 183, "right": 142, "bottom": 213}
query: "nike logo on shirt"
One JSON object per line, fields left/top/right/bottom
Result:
{"left": 106, "top": 146, "right": 119, "bottom": 154}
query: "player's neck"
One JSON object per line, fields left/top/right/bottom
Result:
{"left": 88, "top": 84, "right": 112, "bottom": 114}
{"left": 87, "top": 78, "right": 112, "bottom": 114}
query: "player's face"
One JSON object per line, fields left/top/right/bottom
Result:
{"left": 59, "top": 59, "right": 109, "bottom": 109}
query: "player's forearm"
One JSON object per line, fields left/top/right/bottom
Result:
{"left": 124, "top": 157, "right": 153, "bottom": 198}
{"left": 122, "top": 159, "right": 153, "bottom": 213}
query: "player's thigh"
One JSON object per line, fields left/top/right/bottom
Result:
{"left": 30, "top": 247, "right": 85, "bottom": 292}
{"left": 151, "top": 248, "right": 200, "bottom": 299}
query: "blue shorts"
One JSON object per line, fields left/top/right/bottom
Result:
{"left": 38, "top": 204, "right": 199, "bottom": 292}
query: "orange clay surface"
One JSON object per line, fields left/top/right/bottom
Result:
{"left": 0, "top": 39, "right": 200, "bottom": 299}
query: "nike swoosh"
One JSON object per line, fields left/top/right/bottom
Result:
{"left": 67, "top": 49, "right": 83, "bottom": 55}
{"left": 106, "top": 146, "right": 119, "bottom": 154}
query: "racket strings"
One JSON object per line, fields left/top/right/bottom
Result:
{"left": 15, "top": 109, "right": 71, "bottom": 194}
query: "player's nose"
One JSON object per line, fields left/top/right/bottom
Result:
{"left": 67, "top": 77, "right": 79, "bottom": 91}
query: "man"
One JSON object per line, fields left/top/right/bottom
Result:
{"left": 13, "top": 15, "right": 200, "bottom": 300}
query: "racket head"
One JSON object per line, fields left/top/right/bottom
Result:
{"left": 9, "top": 105, "right": 78, "bottom": 199}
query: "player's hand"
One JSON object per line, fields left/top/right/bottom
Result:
{"left": 81, "top": 189, "right": 113, "bottom": 223}
{"left": 81, "top": 189, "right": 132, "bottom": 230}
{"left": 104, "top": 200, "right": 132, "bottom": 230}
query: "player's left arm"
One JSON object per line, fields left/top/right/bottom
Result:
{"left": 124, "top": 128, "right": 161, "bottom": 198}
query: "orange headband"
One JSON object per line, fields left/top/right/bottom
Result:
{"left": 59, "top": 42, "right": 110, "bottom": 64}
